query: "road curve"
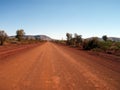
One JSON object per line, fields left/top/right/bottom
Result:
{"left": 0, "top": 42, "right": 120, "bottom": 90}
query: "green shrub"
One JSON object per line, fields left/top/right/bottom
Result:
{"left": 82, "top": 37, "right": 100, "bottom": 50}
{"left": 99, "top": 41, "right": 120, "bottom": 51}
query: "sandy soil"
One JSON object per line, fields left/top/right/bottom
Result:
{"left": 0, "top": 42, "right": 120, "bottom": 90}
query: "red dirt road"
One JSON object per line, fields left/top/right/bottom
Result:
{"left": 0, "top": 42, "right": 120, "bottom": 90}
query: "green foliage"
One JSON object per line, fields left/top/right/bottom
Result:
{"left": 66, "top": 33, "right": 82, "bottom": 47}
{"left": 70, "top": 38, "right": 76, "bottom": 46}
{"left": 99, "top": 41, "right": 120, "bottom": 52}
{"left": 0, "top": 30, "right": 7, "bottom": 45}
{"left": 82, "top": 37, "right": 100, "bottom": 50}
{"left": 16, "top": 29, "right": 25, "bottom": 41}
{"left": 66, "top": 33, "right": 72, "bottom": 45}
{"left": 102, "top": 35, "right": 108, "bottom": 41}
{"left": 74, "top": 33, "right": 82, "bottom": 47}
{"left": 99, "top": 41, "right": 112, "bottom": 51}
{"left": 115, "top": 42, "right": 120, "bottom": 49}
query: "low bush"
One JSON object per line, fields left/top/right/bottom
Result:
{"left": 82, "top": 37, "right": 100, "bottom": 50}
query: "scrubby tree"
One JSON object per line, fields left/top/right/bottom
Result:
{"left": 70, "top": 38, "right": 76, "bottom": 46}
{"left": 0, "top": 30, "right": 7, "bottom": 45}
{"left": 74, "top": 33, "right": 82, "bottom": 47}
{"left": 16, "top": 29, "right": 25, "bottom": 41}
{"left": 102, "top": 35, "right": 108, "bottom": 42}
{"left": 66, "top": 33, "right": 72, "bottom": 45}
{"left": 66, "top": 33, "right": 82, "bottom": 46}
{"left": 82, "top": 37, "right": 99, "bottom": 50}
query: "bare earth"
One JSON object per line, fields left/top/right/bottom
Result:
{"left": 0, "top": 42, "right": 120, "bottom": 90}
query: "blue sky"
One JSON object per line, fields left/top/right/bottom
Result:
{"left": 0, "top": 0, "right": 120, "bottom": 39}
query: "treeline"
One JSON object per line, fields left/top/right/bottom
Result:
{"left": 66, "top": 33, "right": 82, "bottom": 47}
{"left": 65, "top": 33, "right": 120, "bottom": 56}
{"left": 66, "top": 33, "right": 100, "bottom": 50}
{"left": 0, "top": 29, "right": 41, "bottom": 45}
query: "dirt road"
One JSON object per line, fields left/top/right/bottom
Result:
{"left": 0, "top": 42, "right": 120, "bottom": 90}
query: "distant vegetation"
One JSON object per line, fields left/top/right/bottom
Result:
{"left": 66, "top": 33, "right": 82, "bottom": 47}
{"left": 102, "top": 35, "right": 108, "bottom": 42}
{"left": 0, "top": 29, "right": 120, "bottom": 56}
{"left": 64, "top": 33, "right": 120, "bottom": 56}
{"left": 0, "top": 30, "right": 7, "bottom": 45}
{"left": 0, "top": 29, "right": 50, "bottom": 46}
{"left": 16, "top": 29, "right": 25, "bottom": 41}
{"left": 82, "top": 37, "right": 99, "bottom": 50}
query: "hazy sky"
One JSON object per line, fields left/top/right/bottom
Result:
{"left": 0, "top": 0, "right": 120, "bottom": 39}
